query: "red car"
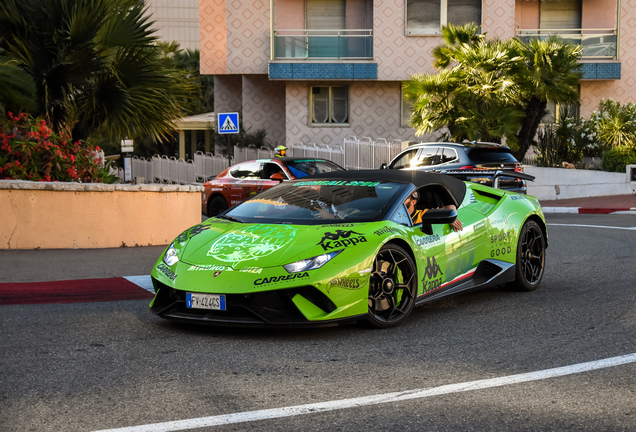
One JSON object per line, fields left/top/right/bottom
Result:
{"left": 202, "top": 157, "right": 345, "bottom": 216}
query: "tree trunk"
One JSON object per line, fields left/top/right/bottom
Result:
{"left": 515, "top": 97, "right": 543, "bottom": 161}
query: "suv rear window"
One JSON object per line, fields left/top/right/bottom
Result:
{"left": 466, "top": 148, "right": 519, "bottom": 163}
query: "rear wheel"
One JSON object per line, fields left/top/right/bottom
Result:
{"left": 367, "top": 244, "right": 417, "bottom": 328}
{"left": 207, "top": 196, "right": 228, "bottom": 217}
{"left": 510, "top": 220, "right": 546, "bottom": 291}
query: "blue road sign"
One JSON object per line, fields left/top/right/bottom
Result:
{"left": 218, "top": 112, "right": 239, "bottom": 134}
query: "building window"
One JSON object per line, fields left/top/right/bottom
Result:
{"left": 406, "top": 0, "right": 482, "bottom": 36}
{"left": 401, "top": 87, "right": 414, "bottom": 127}
{"left": 311, "top": 86, "right": 349, "bottom": 125}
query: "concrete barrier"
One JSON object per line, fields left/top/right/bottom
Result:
{"left": 526, "top": 165, "right": 636, "bottom": 201}
{"left": 0, "top": 180, "right": 203, "bottom": 250}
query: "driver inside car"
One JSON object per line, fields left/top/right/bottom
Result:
{"left": 405, "top": 191, "right": 463, "bottom": 232}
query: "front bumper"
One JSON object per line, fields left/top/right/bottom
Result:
{"left": 150, "top": 278, "right": 363, "bottom": 327}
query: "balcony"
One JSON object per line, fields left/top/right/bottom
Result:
{"left": 515, "top": 28, "right": 618, "bottom": 60}
{"left": 273, "top": 29, "right": 373, "bottom": 60}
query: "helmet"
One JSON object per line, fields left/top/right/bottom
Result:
{"left": 275, "top": 145, "right": 287, "bottom": 157}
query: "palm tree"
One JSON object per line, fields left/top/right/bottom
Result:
{"left": 403, "top": 24, "right": 527, "bottom": 145}
{"left": 0, "top": 58, "right": 36, "bottom": 115}
{"left": 0, "top": 0, "right": 195, "bottom": 142}
{"left": 515, "top": 36, "right": 582, "bottom": 160}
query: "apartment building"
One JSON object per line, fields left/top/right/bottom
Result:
{"left": 200, "top": 0, "right": 633, "bottom": 148}
{"left": 146, "top": 0, "right": 200, "bottom": 51}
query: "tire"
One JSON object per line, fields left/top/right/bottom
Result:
{"left": 207, "top": 196, "right": 228, "bottom": 217}
{"left": 510, "top": 220, "right": 546, "bottom": 291}
{"left": 366, "top": 244, "right": 417, "bottom": 328}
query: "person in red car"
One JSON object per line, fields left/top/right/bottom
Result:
{"left": 275, "top": 145, "right": 287, "bottom": 157}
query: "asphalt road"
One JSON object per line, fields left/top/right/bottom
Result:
{"left": 1, "top": 213, "right": 635, "bottom": 432}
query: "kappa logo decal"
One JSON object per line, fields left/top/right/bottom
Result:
{"left": 318, "top": 230, "right": 367, "bottom": 251}
{"left": 422, "top": 256, "right": 443, "bottom": 293}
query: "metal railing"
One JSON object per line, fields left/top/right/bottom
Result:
{"left": 515, "top": 28, "right": 618, "bottom": 59}
{"left": 118, "top": 137, "right": 403, "bottom": 184}
{"left": 273, "top": 29, "right": 373, "bottom": 60}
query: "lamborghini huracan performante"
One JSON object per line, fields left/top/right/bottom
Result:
{"left": 150, "top": 170, "right": 547, "bottom": 328}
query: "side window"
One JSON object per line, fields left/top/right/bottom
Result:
{"left": 229, "top": 162, "right": 263, "bottom": 179}
{"left": 415, "top": 147, "right": 439, "bottom": 167}
{"left": 441, "top": 148, "right": 458, "bottom": 163}
{"left": 390, "top": 149, "right": 419, "bottom": 169}
{"left": 262, "top": 163, "right": 286, "bottom": 179}
{"left": 311, "top": 86, "right": 349, "bottom": 125}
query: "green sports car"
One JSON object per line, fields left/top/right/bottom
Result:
{"left": 150, "top": 170, "right": 547, "bottom": 328}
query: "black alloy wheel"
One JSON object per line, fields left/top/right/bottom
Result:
{"left": 207, "top": 196, "right": 229, "bottom": 217}
{"left": 367, "top": 244, "right": 417, "bottom": 328}
{"left": 512, "top": 220, "right": 546, "bottom": 291}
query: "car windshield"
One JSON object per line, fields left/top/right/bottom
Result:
{"left": 285, "top": 159, "right": 344, "bottom": 177}
{"left": 223, "top": 179, "right": 407, "bottom": 224}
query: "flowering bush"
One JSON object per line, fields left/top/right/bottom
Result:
{"left": 0, "top": 112, "right": 117, "bottom": 183}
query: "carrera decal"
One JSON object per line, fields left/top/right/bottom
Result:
{"left": 208, "top": 225, "right": 297, "bottom": 264}
{"left": 157, "top": 263, "right": 177, "bottom": 281}
{"left": 414, "top": 234, "right": 441, "bottom": 247}
{"left": 318, "top": 230, "right": 367, "bottom": 251}
{"left": 421, "top": 256, "right": 443, "bottom": 294}
{"left": 254, "top": 272, "right": 309, "bottom": 286}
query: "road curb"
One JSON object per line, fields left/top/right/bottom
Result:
{"left": 542, "top": 207, "right": 636, "bottom": 214}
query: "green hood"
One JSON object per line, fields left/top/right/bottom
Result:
{"left": 178, "top": 221, "right": 371, "bottom": 269}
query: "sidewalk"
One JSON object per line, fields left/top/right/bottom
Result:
{"left": 539, "top": 193, "right": 636, "bottom": 214}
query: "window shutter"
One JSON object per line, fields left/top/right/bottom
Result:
{"left": 306, "top": 0, "right": 345, "bottom": 29}
{"left": 540, "top": 0, "right": 582, "bottom": 30}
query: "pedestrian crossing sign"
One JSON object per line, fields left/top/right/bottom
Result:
{"left": 218, "top": 112, "right": 239, "bottom": 134}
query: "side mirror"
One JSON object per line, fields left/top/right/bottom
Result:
{"left": 419, "top": 208, "right": 457, "bottom": 225}
{"left": 380, "top": 163, "right": 388, "bottom": 169}
{"left": 270, "top": 173, "right": 284, "bottom": 182}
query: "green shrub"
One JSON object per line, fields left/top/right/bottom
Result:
{"left": 601, "top": 146, "right": 636, "bottom": 173}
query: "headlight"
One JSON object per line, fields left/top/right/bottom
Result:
{"left": 283, "top": 250, "right": 342, "bottom": 273}
{"left": 163, "top": 243, "right": 179, "bottom": 266}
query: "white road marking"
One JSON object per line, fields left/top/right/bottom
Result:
{"left": 548, "top": 223, "right": 636, "bottom": 231}
{"left": 124, "top": 275, "right": 154, "bottom": 293}
{"left": 92, "top": 353, "right": 636, "bottom": 432}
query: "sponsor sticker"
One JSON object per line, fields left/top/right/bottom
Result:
{"left": 318, "top": 230, "right": 367, "bottom": 251}
{"left": 254, "top": 272, "right": 309, "bottom": 286}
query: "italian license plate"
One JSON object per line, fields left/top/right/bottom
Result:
{"left": 186, "top": 292, "right": 226, "bottom": 310}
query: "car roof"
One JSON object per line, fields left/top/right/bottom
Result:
{"left": 405, "top": 141, "right": 510, "bottom": 150}
{"left": 255, "top": 157, "right": 331, "bottom": 163}
{"left": 304, "top": 169, "right": 467, "bottom": 207}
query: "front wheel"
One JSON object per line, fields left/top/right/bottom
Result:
{"left": 207, "top": 196, "right": 228, "bottom": 217}
{"left": 367, "top": 244, "right": 417, "bottom": 328}
{"left": 510, "top": 220, "right": 546, "bottom": 291}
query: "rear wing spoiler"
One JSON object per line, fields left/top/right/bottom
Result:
{"left": 437, "top": 169, "right": 536, "bottom": 189}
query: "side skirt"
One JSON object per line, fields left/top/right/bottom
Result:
{"left": 415, "top": 259, "right": 516, "bottom": 306}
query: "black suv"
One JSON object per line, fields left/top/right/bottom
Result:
{"left": 384, "top": 142, "right": 528, "bottom": 194}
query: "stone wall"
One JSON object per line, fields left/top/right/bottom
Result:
{"left": 0, "top": 181, "right": 203, "bottom": 250}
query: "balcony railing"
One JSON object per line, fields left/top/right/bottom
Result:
{"left": 515, "top": 28, "right": 618, "bottom": 60}
{"left": 273, "top": 29, "right": 373, "bottom": 60}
